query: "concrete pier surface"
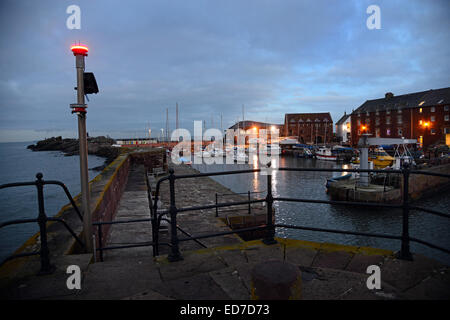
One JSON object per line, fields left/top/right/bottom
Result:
{"left": 1, "top": 160, "right": 449, "bottom": 300}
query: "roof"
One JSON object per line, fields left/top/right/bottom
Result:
{"left": 228, "top": 120, "right": 283, "bottom": 130}
{"left": 285, "top": 112, "right": 333, "bottom": 123}
{"left": 336, "top": 113, "right": 350, "bottom": 125}
{"left": 353, "top": 87, "right": 450, "bottom": 115}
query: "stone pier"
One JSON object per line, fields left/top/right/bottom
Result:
{"left": 1, "top": 150, "right": 449, "bottom": 300}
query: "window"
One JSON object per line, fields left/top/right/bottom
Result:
{"left": 419, "top": 108, "right": 423, "bottom": 113}
{"left": 445, "top": 115, "right": 449, "bottom": 122}
{"left": 445, "top": 128, "right": 450, "bottom": 134}
{"left": 398, "top": 109, "right": 402, "bottom": 114}
{"left": 376, "top": 110, "right": 379, "bottom": 115}
{"left": 431, "top": 116, "right": 436, "bottom": 122}
{"left": 366, "top": 118, "right": 370, "bottom": 124}
{"left": 366, "top": 111, "right": 370, "bottom": 116}
{"left": 386, "top": 116, "right": 391, "bottom": 124}
{"left": 445, "top": 105, "right": 449, "bottom": 111}
{"left": 431, "top": 129, "right": 436, "bottom": 135}
{"left": 398, "top": 128, "right": 403, "bottom": 136}
{"left": 386, "top": 109, "right": 391, "bottom": 114}
{"left": 357, "top": 119, "right": 361, "bottom": 125}
{"left": 431, "top": 106, "right": 435, "bottom": 112}
{"left": 397, "top": 116, "right": 403, "bottom": 124}
{"left": 376, "top": 117, "right": 380, "bottom": 126}
{"left": 386, "top": 129, "right": 391, "bottom": 136}
{"left": 375, "top": 128, "right": 380, "bottom": 137}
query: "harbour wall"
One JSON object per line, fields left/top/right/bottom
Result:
{"left": 328, "top": 163, "right": 450, "bottom": 203}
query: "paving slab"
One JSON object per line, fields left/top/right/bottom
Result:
{"left": 163, "top": 273, "right": 230, "bottom": 300}
{"left": 215, "top": 248, "right": 248, "bottom": 267}
{"left": 380, "top": 253, "right": 446, "bottom": 292}
{"left": 242, "top": 242, "right": 284, "bottom": 264}
{"left": 0, "top": 254, "right": 92, "bottom": 300}
{"left": 75, "top": 257, "right": 168, "bottom": 300}
{"left": 402, "top": 266, "right": 450, "bottom": 300}
{"left": 285, "top": 246, "right": 318, "bottom": 267}
{"left": 311, "top": 250, "right": 354, "bottom": 270}
{"left": 156, "top": 251, "right": 227, "bottom": 281}
{"left": 345, "top": 254, "right": 386, "bottom": 274}
{"left": 208, "top": 267, "right": 251, "bottom": 300}
{"left": 301, "top": 267, "right": 399, "bottom": 300}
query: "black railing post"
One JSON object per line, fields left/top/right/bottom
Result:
{"left": 248, "top": 191, "right": 251, "bottom": 215}
{"left": 215, "top": 193, "right": 219, "bottom": 217}
{"left": 263, "top": 167, "right": 277, "bottom": 245}
{"left": 35, "top": 173, "right": 55, "bottom": 275}
{"left": 398, "top": 165, "right": 413, "bottom": 260}
{"left": 97, "top": 224, "right": 104, "bottom": 262}
{"left": 168, "top": 168, "right": 183, "bottom": 262}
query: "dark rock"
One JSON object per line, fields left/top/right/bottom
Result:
{"left": 27, "top": 136, "right": 121, "bottom": 168}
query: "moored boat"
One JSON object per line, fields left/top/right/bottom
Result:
{"left": 315, "top": 147, "right": 337, "bottom": 161}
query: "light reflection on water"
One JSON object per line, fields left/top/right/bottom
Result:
{"left": 191, "top": 155, "right": 450, "bottom": 265}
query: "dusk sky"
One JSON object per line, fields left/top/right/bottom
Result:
{"left": 0, "top": 0, "right": 449, "bottom": 142}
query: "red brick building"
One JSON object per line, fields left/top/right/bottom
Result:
{"left": 350, "top": 87, "right": 450, "bottom": 149}
{"left": 284, "top": 113, "right": 333, "bottom": 144}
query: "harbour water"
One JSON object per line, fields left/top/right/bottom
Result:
{"left": 0, "top": 142, "right": 105, "bottom": 262}
{"left": 192, "top": 155, "right": 450, "bottom": 265}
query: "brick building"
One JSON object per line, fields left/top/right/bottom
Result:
{"left": 350, "top": 87, "right": 450, "bottom": 149}
{"left": 284, "top": 113, "right": 333, "bottom": 144}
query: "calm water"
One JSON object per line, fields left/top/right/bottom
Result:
{"left": 192, "top": 155, "right": 450, "bottom": 265}
{"left": 0, "top": 142, "right": 105, "bottom": 262}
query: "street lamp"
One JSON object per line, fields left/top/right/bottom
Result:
{"left": 70, "top": 43, "right": 98, "bottom": 253}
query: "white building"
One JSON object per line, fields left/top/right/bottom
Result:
{"left": 335, "top": 112, "right": 351, "bottom": 144}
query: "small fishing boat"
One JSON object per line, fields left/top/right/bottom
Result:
{"left": 315, "top": 147, "right": 337, "bottom": 161}
{"left": 325, "top": 173, "right": 352, "bottom": 188}
{"left": 352, "top": 147, "right": 394, "bottom": 169}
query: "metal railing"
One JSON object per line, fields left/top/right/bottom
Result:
{"left": 215, "top": 191, "right": 266, "bottom": 217}
{"left": 92, "top": 169, "right": 205, "bottom": 261}
{"left": 0, "top": 173, "right": 85, "bottom": 274}
{"left": 151, "top": 165, "right": 450, "bottom": 262}
{"left": 3, "top": 165, "right": 449, "bottom": 271}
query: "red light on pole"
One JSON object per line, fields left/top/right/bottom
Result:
{"left": 71, "top": 44, "right": 89, "bottom": 56}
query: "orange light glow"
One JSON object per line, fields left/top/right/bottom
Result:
{"left": 71, "top": 44, "right": 89, "bottom": 55}
{"left": 361, "top": 125, "right": 367, "bottom": 131}
{"left": 423, "top": 122, "right": 430, "bottom": 127}
{"left": 253, "top": 126, "right": 257, "bottom": 131}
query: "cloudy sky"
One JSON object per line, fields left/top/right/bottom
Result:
{"left": 0, "top": 0, "right": 449, "bottom": 142}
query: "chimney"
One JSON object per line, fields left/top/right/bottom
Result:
{"left": 385, "top": 92, "right": 394, "bottom": 99}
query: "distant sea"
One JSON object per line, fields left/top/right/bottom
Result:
{"left": 0, "top": 141, "right": 105, "bottom": 262}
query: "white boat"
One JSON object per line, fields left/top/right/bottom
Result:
{"left": 315, "top": 147, "right": 337, "bottom": 161}
{"left": 202, "top": 150, "right": 212, "bottom": 157}
{"left": 234, "top": 153, "right": 248, "bottom": 162}
{"left": 211, "top": 148, "right": 224, "bottom": 157}
{"left": 261, "top": 144, "right": 281, "bottom": 155}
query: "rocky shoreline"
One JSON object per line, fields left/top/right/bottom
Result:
{"left": 27, "top": 136, "right": 121, "bottom": 171}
